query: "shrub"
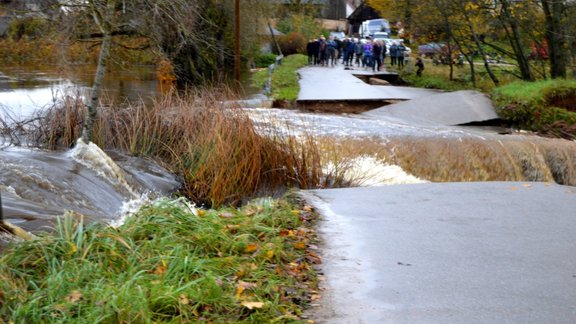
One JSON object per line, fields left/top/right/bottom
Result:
{"left": 253, "top": 53, "right": 277, "bottom": 68}
{"left": 277, "top": 32, "right": 306, "bottom": 56}
{"left": 492, "top": 80, "right": 576, "bottom": 139}
{"left": 6, "top": 17, "right": 51, "bottom": 40}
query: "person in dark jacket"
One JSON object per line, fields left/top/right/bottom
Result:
{"left": 415, "top": 57, "right": 424, "bottom": 76}
{"left": 396, "top": 42, "right": 407, "bottom": 67}
{"left": 345, "top": 38, "right": 356, "bottom": 66}
{"left": 355, "top": 39, "right": 364, "bottom": 67}
{"left": 307, "top": 39, "right": 317, "bottom": 65}
{"left": 389, "top": 42, "right": 398, "bottom": 66}
{"left": 372, "top": 40, "right": 383, "bottom": 71}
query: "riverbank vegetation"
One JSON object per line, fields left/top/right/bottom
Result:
{"left": 0, "top": 1, "right": 277, "bottom": 85}
{"left": 492, "top": 79, "right": 576, "bottom": 139}
{"left": 251, "top": 54, "right": 309, "bottom": 102}
{"left": 4, "top": 87, "right": 329, "bottom": 208}
{"left": 0, "top": 197, "right": 321, "bottom": 322}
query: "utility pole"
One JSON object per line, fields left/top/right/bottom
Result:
{"left": 234, "top": 0, "right": 241, "bottom": 85}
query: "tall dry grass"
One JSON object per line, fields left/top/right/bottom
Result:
{"left": 22, "top": 88, "right": 322, "bottom": 207}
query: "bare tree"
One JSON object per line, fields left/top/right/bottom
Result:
{"left": 81, "top": 0, "right": 117, "bottom": 142}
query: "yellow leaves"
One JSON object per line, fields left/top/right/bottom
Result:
{"left": 241, "top": 301, "right": 264, "bottom": 309}
{"left": 465, "top": 2, "right": 479, "bottom": 12}
{"left": 236, "top": 281, "right": 265, "bottom": 310}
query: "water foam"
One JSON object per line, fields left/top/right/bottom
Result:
{"left": 324, "top": 155, "right": 428, "bottom": 186}
{"left": 71, "top": 139, "right": 139, "bottom": 198}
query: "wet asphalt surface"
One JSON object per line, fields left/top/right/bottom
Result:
{"left": 297, "top": 65, "right": 576, "bottom": 323}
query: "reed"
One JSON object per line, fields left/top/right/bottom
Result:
{"left": 20, "top": 87, "right": 323, "bottom": 207}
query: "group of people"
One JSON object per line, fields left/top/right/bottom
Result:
{"left": 306, "top": 36, "right": 412, "bottom": 72}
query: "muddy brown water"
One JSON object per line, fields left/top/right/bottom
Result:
{"left": 1, "top": 65, "right": 576, "bottom": 247}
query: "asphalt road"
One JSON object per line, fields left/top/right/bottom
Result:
{"left": 300, "top": 182, "right": 576, "bottom": 323}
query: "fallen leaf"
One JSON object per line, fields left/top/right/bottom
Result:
{"left": 244, "top": 243, "right": 259, "bottom": 253}
{"left": 279, "top": 229, "right": 292, "bottom": 237}
{"left": 219, "top": 212, "right": 234, "bottom": 218}
{"left": 241, "top": 301, "right": 264, "bottom": 309}
{"left": 522, "top": 184, "right": 533, "bottom": 188}
{"left": 65, "top": 290, "right": 83, "bottom": 304}
{"left": 225, "top": 224, "right": 240, "bottom": 232}
{"left": 235, "top": 281, "right": 257, "bottom": 298}
{"left": 293, "top": 242, "right": 306, "bottom": 250}
{"left": 303, "top": 205, "right": 314, "bottom": 212}
{"left": 154, "top": 260, "right": 168, "bottom": 276}
{"left": 237, "top": 281, "right": 258, "bottom": 289}
{"left": 310, "top": 294, "right": 321, "bottom": 301}
{"left": 179, "top": 294, "right": 190, "bottom": 305}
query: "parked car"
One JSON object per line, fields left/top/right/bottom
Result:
{"left": 330, "top": 31, "right": 345, "bottom": 40}
{"left": 417, "top": 42, "right": 447, "bottom": 57}
{"left": 418, "top": 42, "right": 460, "bottom": 60}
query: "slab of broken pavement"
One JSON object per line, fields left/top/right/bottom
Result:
{"left": 296, "top": 64, "right": 576, "bottom": 323}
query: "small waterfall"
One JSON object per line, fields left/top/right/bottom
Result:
{"left": 383, "top": 136, "right": 576, "bottom": 185}
{"left": 70, "top": 139, "right": 139, "bottom": 199}
{"left": 324, "top": 155, "right": 428, "bottom": 187}
{"left": 0, "top": 143, "right": 180, "bottom": 237}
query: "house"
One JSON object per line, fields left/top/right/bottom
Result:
{"left": 275, "top": 0, "right": 351, "bottom": 32}
{"left": 347, "top": 1, "right": 382, "bottom": 36}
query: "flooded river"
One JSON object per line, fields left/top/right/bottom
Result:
{"left": 0, "top": 64, "right": 161, "bottom": 121}
{"left": 1, "top": 65, "right": 576, "bottom": 242}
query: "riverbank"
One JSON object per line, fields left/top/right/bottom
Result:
{"left": 0, "top": 196, "right": 321, "bottom": 322}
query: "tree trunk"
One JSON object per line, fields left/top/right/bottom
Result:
{"left": 498, "top": 0, "right": 533, "bottom": 81}
{"left": 464, "top": 9, "right": 499, "bottom": 86}
{"left": 81, "top": 0, "right": 117, "bottom": 143}
{"left": 542, "top": 0, "right": 567, "bottom": 78}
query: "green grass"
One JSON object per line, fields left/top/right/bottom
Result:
{"left": 492, "top": 79, "right": 576, "bottom": 139}
{"left": 0, "top": 197, "right": 320, "bottom": 323}
{"left": 251, "top": 54, "right": 308, "bottom": 102}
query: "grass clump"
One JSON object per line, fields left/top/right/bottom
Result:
{"left": 492, "top": 79, "right": 576, "bottom": 139}
{"left": 0, "top": 197, "right": 320, "bottom": 323}
{"left": 251, "top": 54, "right": 308, "bottom": 102}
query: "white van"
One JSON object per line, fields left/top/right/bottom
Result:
{"left": 360, "top": 19, "right": 391, "bottom": 38}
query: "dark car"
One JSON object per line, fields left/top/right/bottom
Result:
{"left": 417, "top": 42, "right": 447, "bottom": 57}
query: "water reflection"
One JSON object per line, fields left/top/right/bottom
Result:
{"left": 0, "top": 65, "right": 162, "bottom": 121}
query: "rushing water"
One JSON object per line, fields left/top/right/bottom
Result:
{"left": 2, "top": 65, "right": 576, "bottom": 242}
